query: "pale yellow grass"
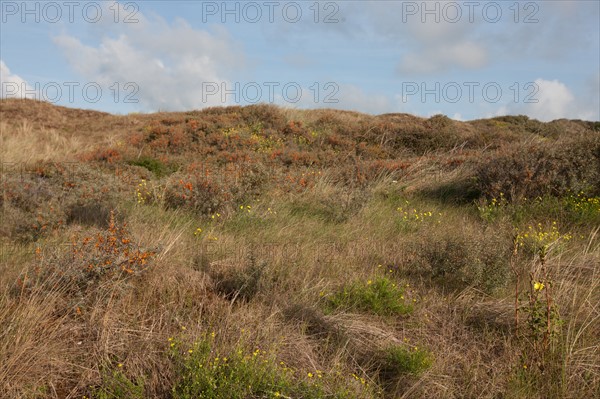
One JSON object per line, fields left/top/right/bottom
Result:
{"left": 0, "top": 120, "right": 88, "bottom": 164}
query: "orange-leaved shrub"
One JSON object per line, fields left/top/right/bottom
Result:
{"left": 16, "top": 211, "right": 156, "bottom": 297}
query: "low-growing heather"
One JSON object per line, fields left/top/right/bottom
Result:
{"left": 475, "top": 136, "right": 600, "bottom": 201}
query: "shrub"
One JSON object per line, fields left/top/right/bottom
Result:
{"left": 241, "top": 103, "right": 287, "bottom": 131}
{"left": 163, "top": 162, "right": 267, "bottom": 216}
{"left": 18, "top": 212, "right": 157, "bottom": 298}
{"left": 366, "top": 115, "right": 461, "bottom": 155}
{"left": 81, "top": 147, "right": 122, "bottom": 163}
{"left": 1, "top": 168, "right": 65, "bottom": 242}
{"left": 325, "top": 277, "right": 413, "bottom": 316}
{"left": 475, "top": 135, "right": 600, "bottom": 201}
{"left": 128, "top": 156, "right": 174, "bottom": 177}
{"left": 169, "top": 333, "right": 362, "bottom": 399}
{"left": 1, "top": 161, "right": 128, "bottom": 242}
{"left": 164, "top": 173, "right": 226, "bottom": 216}
{"left": 378, "top": 345, "right": 433, "bottom": 379}
{"left": 417, "top": 230, "right": 510, "bottom": 293}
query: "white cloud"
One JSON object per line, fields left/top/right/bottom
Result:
{"left": 0, "top": 60, "right": 31, "bottom": 98}
{"left": 527, "top": 79, "right": 574, "bottom": 121}
{"left": 53, "top": 2, "right": 245, "bottom": 111}
{"left": 493, "top": 79, "right": 599, "bottom": 122}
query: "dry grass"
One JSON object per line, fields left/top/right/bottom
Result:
{"left": 1, "top": 99, "right": 598, "bottom": 398}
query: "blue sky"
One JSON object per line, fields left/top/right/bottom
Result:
{"left": 1, "top": 0, "right": 599, "bottom": 121}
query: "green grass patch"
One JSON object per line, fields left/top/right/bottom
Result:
{"left": 168, "top": 333, "right": 371, "bottom": 399}
{"left": 477, "top": 191, "right": 600, "bottom": 227}
{"left": 325, "top": 277, "right": 413, "bottom": 316}
{"left": 288, "top": 200, "right": 348, "bottom": 224}
{"left": 378, "top": 345, "right": 433, "bottom": 379}
{"left": 128, "top": 156, "right": 175, "bottom": 177}
{"left": 89, "top": 365, "right": 145, "bottom": 399}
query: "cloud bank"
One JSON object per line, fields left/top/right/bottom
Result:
{"left": 53, "top": 2, "right": 245, "bottom": 111}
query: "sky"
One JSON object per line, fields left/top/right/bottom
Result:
{"left": 1, "top": 0, "right": 599, "bottom": 121}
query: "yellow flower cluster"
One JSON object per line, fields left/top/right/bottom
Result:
{"left": 565, "top": 191, "right": 600, "bottom": 214}
{"left": 222, "top": 127, "right": 237, "bottom": 137}
{"left": 250, "top": 133, "right": 282, "bottom": 152}
{"left": 135, "top": 179, "right": 161, "bottom": 205}
{"left": 396, "top": 205, "right": 440, "bottom": 223}
{"left": 136, "top": 179, "right": 149, "bottom": 204}
{"left": 477, "top": 192, "right": 507, "bottom": 220}
{"left": 516, "top": 222, "right": 572, "bottom": 250}
{"left": 351, "top": 373, "right": 367, "bottom": 385}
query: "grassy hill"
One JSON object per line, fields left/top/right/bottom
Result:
{"left": 1, "top": 99, "right": 599, "bottom": 398}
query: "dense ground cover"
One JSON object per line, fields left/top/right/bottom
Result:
{"left": 1, "top": 99, "right": 599, "bottom": 398}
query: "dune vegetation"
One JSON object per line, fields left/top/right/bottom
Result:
{"left": 1, "top": 99, "right": 599, "bottom": 398}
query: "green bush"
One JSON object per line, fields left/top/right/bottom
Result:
{"left": 128, "top": 156, "right": 174, "bottom": 177}
{"left": 169, "top": 333, "right": 363, "bottom": 399}
{"left": 378, "top": 345, "right": 433, "bottom": 379}
{"left": 325, "top": 277, "right": 413, "bottom": 316}
{"left": 562, "top": 191, "right": 600, "bottom": 225}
